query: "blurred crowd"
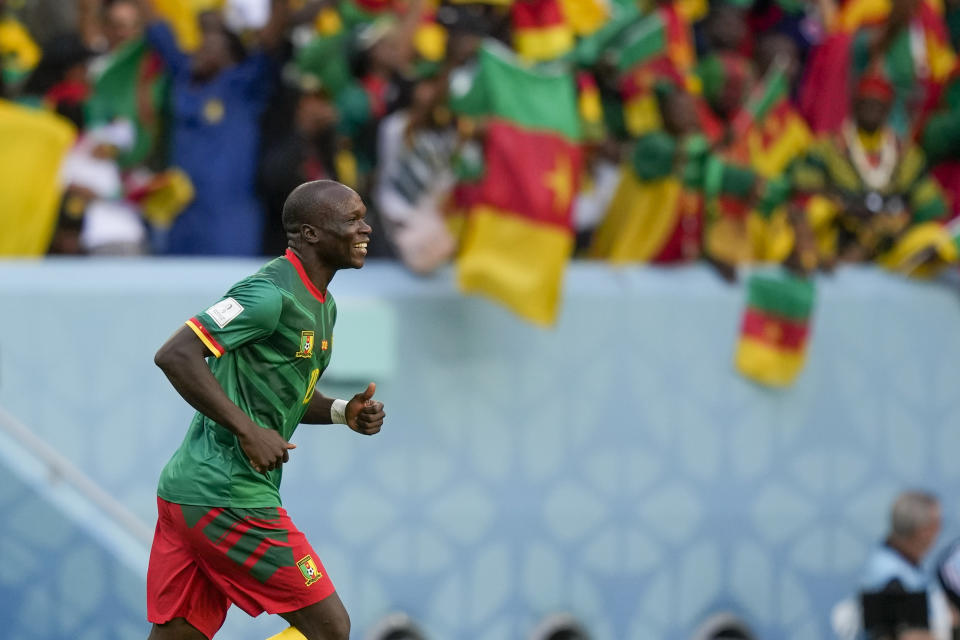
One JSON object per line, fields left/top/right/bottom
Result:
{"left": 4, "top": 0, "right": 960, "bottom": 278}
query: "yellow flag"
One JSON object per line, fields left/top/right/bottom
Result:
{"left": 0, "top": 101, "right": 76, "bottom": 256}
{"left": 153, "top": 0, "right": 225, "bottom": 50}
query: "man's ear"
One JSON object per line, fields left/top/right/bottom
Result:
{"left": 301, "top": 224, "right": 320, "bottom": 243}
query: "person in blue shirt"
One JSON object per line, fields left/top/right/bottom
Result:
{"left": 137, "top": 0, "right": 288, "bottom": 255}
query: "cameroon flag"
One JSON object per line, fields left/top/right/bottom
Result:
{"left": 456, "top": 45, "right": 582, "bottom": 326}
{"left": 0, "top": 100, "right": 76, "bottom": 256}
{"left": 735, "top": 272, "right": 815, "bottom": 387}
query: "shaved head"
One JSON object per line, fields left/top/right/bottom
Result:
{"left": 282, "top": 180, "right": 371, "bottom": 273}
{"left": 282, "top": 180, "right": 358, "bottom": 237}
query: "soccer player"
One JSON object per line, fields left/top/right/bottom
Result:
{"left": 147, "top": 180, "right": 385, "bottom": 640}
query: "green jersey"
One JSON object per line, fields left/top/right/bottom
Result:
{"left": 158, "top": 249, "right": 336, "bottom": 507}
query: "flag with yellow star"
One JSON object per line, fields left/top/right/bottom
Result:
{"left": 456, "top": 45, "right": 582, "bottom": 325}
{"left": 734, "top": 271, "right": 815, "bottom": 387}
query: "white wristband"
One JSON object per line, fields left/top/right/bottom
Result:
{"left": 330, "top": 399, "right": 348, "bottom": 425}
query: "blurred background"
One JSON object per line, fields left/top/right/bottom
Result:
{"left": 3, "top": 0, "right": 960, "bottom": 639}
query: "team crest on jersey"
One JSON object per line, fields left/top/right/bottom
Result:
{"left": 297, "top": 555, "right": 322, "bottom": 586}
{"left": 296, "top": 331, "right": 315, "bottom": 358}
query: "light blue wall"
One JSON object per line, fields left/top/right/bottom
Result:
{"left": 2, "top": 260, "right": 960, "bottom": 640}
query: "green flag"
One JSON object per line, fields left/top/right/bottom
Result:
{"left": 85, "top": 38, "right": 168, "bottom": 168}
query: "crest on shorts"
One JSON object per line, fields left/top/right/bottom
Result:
{"left": 297, "top": 555, "right": 322, "bottom": 586}
{"left": 296, "top": 331, "right": 315, "bottom": 358}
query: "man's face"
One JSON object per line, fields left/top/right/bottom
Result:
{"left": 314, "top": 192, "right": 372, "bottom": 270}
{"left": 192, "top": 30, "right": 233, "bottom": 79}
{"left": 106, "top": 1, "right": 143, "bottom": 50}
{"left": 854, "top": 96, "right": 892, "bottom": 133}
{"left": 296, "top": 93, "right": 338, "bottom": 137}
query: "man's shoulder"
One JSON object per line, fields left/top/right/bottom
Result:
{"left": 861, "top": 545, "right": 927, "bottom": 591}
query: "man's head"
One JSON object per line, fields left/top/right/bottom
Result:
{"left": 104, "top": 0, "right": 143, "bottom": 50}
{"left": 704, "top": 4, "right": 748, "bottom": 52}
{"left": 699, "top": 52, "right": 754, "bottom": 118}
{"left": 191, "top": 23, "right": 245, "bottom": 80}
{"left": 889, "top": 490, "right": 941, "bottom": 561}
{"left": 755, "top": 33, "right": 800, "bottom": 84}
{"left": 658, "top": 85, "right": 699, "bottom": 136}
{"left": 282, "top": 181, "right": 371, "bottom": 270}
{"left": 853, "top": 72, "right": 894, "bottom": 133}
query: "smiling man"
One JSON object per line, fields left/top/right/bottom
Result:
{"left": 147, "top": 180, "right": 384, "bottom": 640}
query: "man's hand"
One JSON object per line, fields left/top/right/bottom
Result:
{"left": 238, "top": 425, "right": 296, "bottom": 473}
{"left": 346, "top": 382, "right": 386, "bottom": 436}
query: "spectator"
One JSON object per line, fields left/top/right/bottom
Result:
{"left": 259, "top": 71, "right": 343, "bottom": 256}
{"left": 793, "top": 71, "right": 957, "bottom": 275}
{"left": 58, "top": 119, "right": 149, "bottom": 255}
{"left": 78, "top": 0, "right": 145, "bottom": 55}
{"left": 374, "top": 66, "right": 457, "bottom": 274}
{"left": 731, "top": 33, "right": 813, "bottom": 268}
{"left": 832, "top": 491, "right": 953, "bottom": 640}
{"left": 138, "top": 0, "right": 289, "bottom": 256}
{"left": 860, "top": 491, "right": 952, "bottom": 640}
{"left": 19, "top": 32, "right": 95, "bottom": 129}
{"left": 588, "top": 82, "right": 758, "bottom": 275}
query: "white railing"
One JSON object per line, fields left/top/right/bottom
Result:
{"left": 0, "top": 405, "right": 152, "bottom": 574}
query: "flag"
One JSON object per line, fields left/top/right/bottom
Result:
{"left": 731, "top": 59, "right": 789, "bottom": 138}
{"left": 615, "top": 5, "right": 693, "bottom": 74}
{"left": 152, "top": 0, "right": 224, "bottom": 51}
{"left": 352, "top": 0, "right": 393, "bottom": 13}
{"left": 573, "top": 0, "right": 641, "bottom": 67}
{"left": 558, "top": 0, "right": 609, "bottom": 35}
{"left": 0, "top": 100, "right": 77, "bottom": 256}
{"left": 456, "top": 45, "right": 582, "bottom": 325}
{"left": 86, "top": 38, "right": 168, "bottom": 168}
{"left": 577, "top": 71, "right": 604, "bottom": 140}
{"left": 735, "top": 272, "right": 815, "bottom": 387}
{"left": 512, "top": 0, "right": 575, "bottom": 62}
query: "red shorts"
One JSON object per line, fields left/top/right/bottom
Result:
{"left": 147, "top": 497, "right": 335, "bottom": 638}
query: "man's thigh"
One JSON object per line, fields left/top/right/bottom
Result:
{"left": 279, "top": 591, "right": 350, "bottom": 640}
{"left": 147, "top": 498, "right": 231, "bottom": 638}
{"left": 148, "top": 618, "right": 209, "bottom": 640}
{"left": 180, "top": 503, "right": 336, "bottom": 618}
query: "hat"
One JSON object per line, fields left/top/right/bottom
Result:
{"left": 856, "top": 70, "right": 894, "bottom": 102}
{"left": 295, "top": 34, "right": 352, "bottom": 96}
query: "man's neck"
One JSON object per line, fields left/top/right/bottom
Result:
{"left": 886, "top": 536, "right": 924, "bottom": 567}
{"left": 857, "top": 126, "right": 886, "bottom": 153}
{"left": 289, "top": 247, "right": 335, "bottom": 295}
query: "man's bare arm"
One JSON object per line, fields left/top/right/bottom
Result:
{"left": 154, "top": 326, "right": 295, "bottom": 471}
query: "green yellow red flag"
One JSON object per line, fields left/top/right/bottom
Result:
{"left": 512, "top": 0, "right": 575, "bottom": 62}
{"left": 456, "top": 45, "right": 582, "bottom": 325}
{"left": 735, "top": 272, "right": 815, "bottom": 387}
